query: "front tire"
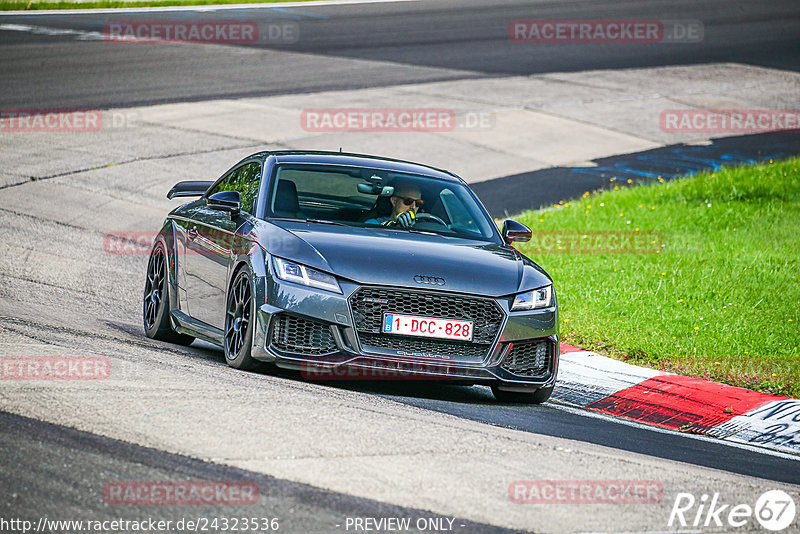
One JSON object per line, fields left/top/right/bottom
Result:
{"left": 143, "top": 241, "right": 195, "bottom": 346}
{"left": 224, "top": 268, "right": 259, "bottom": 370}
{"left": 491, "top": 385, "right": 553, "bottom": 404}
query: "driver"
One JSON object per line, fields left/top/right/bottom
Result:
{"left": 365, "top": 183, "right": 423, "bottom": 228}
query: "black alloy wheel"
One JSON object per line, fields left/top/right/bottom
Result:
{"left": 224, "top": 269, "right": 259, "bottom": 370}
{"left": 143, "top": 241, "right": 194, "bottom": 345}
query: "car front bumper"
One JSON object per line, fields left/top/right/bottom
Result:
{"left": 251, "top": 277, "right": 559, "bottom": 390}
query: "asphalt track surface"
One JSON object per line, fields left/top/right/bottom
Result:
{"left": 349, "top": 383, "right": 800, "bottom": 486}
{"left": 2, "top": 0, "right": 800, "bottom": 531}
{"left": 0, "top": 411, "right": 517, "bottom": 533}
{"left": 0, "top": 0, "right": 799, "bottom": 108}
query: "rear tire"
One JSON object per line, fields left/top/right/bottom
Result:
{"left": 224, "top": 268, "right": 259, "bottom": 371}
{"left": 143, "top": 241, "right": 195, "bottom": 346}
{"left": 491, "top": 385, "right": 553, "bottom": 404}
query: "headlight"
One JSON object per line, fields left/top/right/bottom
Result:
{"left": 511, "top": 285, "right": 553, "bottom": 311}
{"left": 272, "top": 257, "right": 341, "bottom": 293}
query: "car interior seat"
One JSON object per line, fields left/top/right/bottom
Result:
{"left": 272, "top": 180, "right": 304, "bottom": 219}
{"left": 360, "top": 195, "right": 394, "bottom": 222}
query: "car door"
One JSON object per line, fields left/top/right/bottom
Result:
{"left": 184, "top": 161, "right": 262, "bottom": 330}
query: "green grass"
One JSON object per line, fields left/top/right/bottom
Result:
{"left": 1, "top": 0, "right": 313, "bottom": 10}
{"left": 512, "top": 157, "right": 800, "bottom": 398}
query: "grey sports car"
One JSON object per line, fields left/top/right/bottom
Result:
{"left": 144, "top": 151, "right": 558, "bottom": 403}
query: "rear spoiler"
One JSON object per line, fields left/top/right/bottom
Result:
{"left": 167, "top": 181, "right": 213, "bottom": 199}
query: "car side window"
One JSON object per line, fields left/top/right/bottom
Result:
{"left": 233, "top": 163, "right": 262, "bottom": 215}
{"left": 440, "top": 189, "right": 468, "bottom": 224}
{"left": 206, "top": 169, "right": 236, "bottom": 197}
{"left": 207, "top": 162, "right": 262, "bottom": 215}
{"left": 440, "top": 188, "right": 485, "bottom": 236}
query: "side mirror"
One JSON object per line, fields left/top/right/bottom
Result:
{"left": 502, "top": 220, "right": 531, "bottom": 244}
{"left": 207, "top": 191, "right": 241, "bottom": 216}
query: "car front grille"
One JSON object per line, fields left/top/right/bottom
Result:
{"left": 358, "top": 333, "right": 488, "bottom": 357}
{"left": 500, "top": 339, "right": 552, "bottom": 377}
{"left": 349, "top": 287, "right": 504, "bottom": 358}
{"left": 270, "top": 314, "right": 337, "bottom": 356}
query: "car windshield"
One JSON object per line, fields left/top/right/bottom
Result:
{"left": 263, "top": 163, "right": 500, "bottom": 242}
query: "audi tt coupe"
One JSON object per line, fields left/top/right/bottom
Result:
{"left": 143, "top": 151, "right": 558, "bottom": 403}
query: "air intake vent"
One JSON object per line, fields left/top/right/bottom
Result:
{"left": 500, "top": 339, "right": 552, "bottom": 377}
{"left": 270, "top": 314, "right": 337, "bottom": 356}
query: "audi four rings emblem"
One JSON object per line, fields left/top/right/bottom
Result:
{"left": 414, "top": 275, "right": 446, "bottom": 285}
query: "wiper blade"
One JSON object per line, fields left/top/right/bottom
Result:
{"left": 304, "top": 218, "right": 349, "bottom": 227}
{"left": 268, "top": 217, "right": 348, "bottom": 227}
{"left": 403, "top": 228, "right": 440, "bottom": 236}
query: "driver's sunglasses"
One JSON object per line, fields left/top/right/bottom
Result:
{"left": 397, "top": 196, "right": 424, "bottom": 207}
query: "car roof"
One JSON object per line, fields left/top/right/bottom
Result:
{"left": 258, "top": 150, "right": 463, "bottom": 183}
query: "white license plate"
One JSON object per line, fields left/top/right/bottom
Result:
{"left": 382, "top": 313, "right": 473, "bottom": 342}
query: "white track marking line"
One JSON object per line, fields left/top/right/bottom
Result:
{"left": 0, "top": 22, "right": 104, "bottom": 39}
{"left": 549, "top": 401, "right": 800, "bottom": 464}
{"left": 0, "top": 0, "right": 419, "bottom": 16}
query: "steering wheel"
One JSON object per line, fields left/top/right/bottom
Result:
{"left": 414, "top": 212, "right": 448, "bottom": 227}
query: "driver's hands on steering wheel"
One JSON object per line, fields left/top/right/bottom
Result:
{"left": 389, "top": 210, "right": 416, "bottom": 228}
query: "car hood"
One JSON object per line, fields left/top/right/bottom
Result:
{"left": 256, "top": 220, "right": 552, "bottom": 297}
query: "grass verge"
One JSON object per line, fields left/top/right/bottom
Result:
{"left": 1, "top": 0, "right": 313, "bottom": 10}
{"left": 513, "top": 157, "right": 800, "bottom": 398}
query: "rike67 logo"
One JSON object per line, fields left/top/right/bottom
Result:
{"left": 669, "top": 490, "right": 797, "bottom": 531}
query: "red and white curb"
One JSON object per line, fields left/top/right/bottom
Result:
{"left": 552, "top": 345, "right": 800, "bottom": 456}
